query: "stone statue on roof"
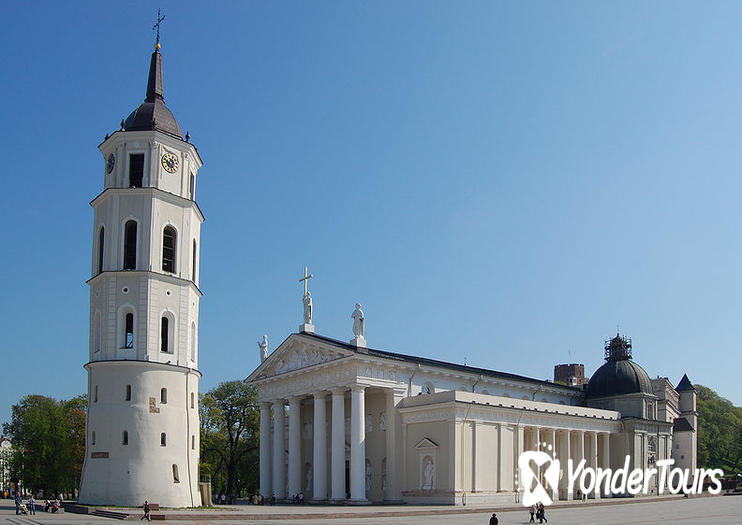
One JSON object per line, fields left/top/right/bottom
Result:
{"left": 303, "top": 292, "right": 313, "bottom": 324}
{"left": 258, "top": 334, "right": 269, "bottom": 362}
{"left": 352, "top": 303, "right": 365, "bottom": 338}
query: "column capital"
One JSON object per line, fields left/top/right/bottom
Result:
{"left": 260, "top": 401, "right": 273, "bottom": 410}
{"left": 330, "top": 386, "right": 347, "bottom": 396}
{"left": 349, "top": 384, "right": 366, "bottom": 393}
{"left": 272, "top": 398, "right": 286, "bottom": 406}
{"left": 287, "top": 395, "right": 302, "bottom": 405}
{"left": 313, "top": 390, "right": 328, "bottom": 400}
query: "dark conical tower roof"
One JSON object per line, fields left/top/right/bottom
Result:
{"left": 676, "top": 374, "right": 695, "bottom": 392}
{"left": 122, "top": 44, "right": 182, "bottom": 139}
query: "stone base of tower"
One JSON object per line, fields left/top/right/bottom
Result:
{"left": 79, "top": 361, "right": 202, "bottom": 508}
{"left": 78, "top": 457, "right": 201, "bottom": 508}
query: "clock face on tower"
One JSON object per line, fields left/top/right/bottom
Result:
{"left": 161, "top": 152, "right": 179, "bottom": 173}
{"left": 106, "top": 153, "right": 115, "bottom": 174}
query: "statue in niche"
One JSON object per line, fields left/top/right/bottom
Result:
{"left": 352, "top": 303, "right": 365, "bottom": 338}
{"left": 303, "top": 292, "right": 313, "bottom": 324}
{"left": 379, "top": 411, "right": 386, "bottom": 431}
{"left": 258, "top": 335, "right": 269, "bottom": 362}
{"left": 422, "top": 455, "right": 435, "bottom": 490}
{"left": 302, "top": 422, "right": 313, "bottom": 439}
{"left": 365, "top": 459, "right": 372, "bottom": 492}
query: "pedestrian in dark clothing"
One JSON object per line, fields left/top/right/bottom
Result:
{"left": 14, "top": 493, "right": 21, "bottom": 515}
{"left": 537, "top": 502, "right": 548, "bottom": 523}
{"left": 140, "top": 500, "right": 151, "bottom": 521}
{"left": 489, "top": 512, "right": 499, "bottom": 525}
{"left": 529, "top": 503, "right": 536, "bottom": 522}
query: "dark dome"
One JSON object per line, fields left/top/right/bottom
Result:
{"left": 587, "top": 359, "right": 653, "bottom": 398}
{"left": 122, "top": 46, "right": 182, "bottom": 139}
{"left": 124, "top": 100, "right": 181, "bottom": 138}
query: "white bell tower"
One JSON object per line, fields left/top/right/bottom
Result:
{"left": 78, "top": 41, "right": 204, "bottom": 507}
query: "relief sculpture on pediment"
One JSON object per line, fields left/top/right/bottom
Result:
{"left": 271, "top": 345, "right": 343, "bottom": 376}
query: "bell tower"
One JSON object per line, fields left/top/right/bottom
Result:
{"left": 78, "top": 40, "right": 204, "bottom": 507}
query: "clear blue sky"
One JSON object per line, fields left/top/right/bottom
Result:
{"left": 1, "top": 1, "right": 741, "bottom": 426}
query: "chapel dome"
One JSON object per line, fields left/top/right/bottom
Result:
{"left": 586, "top": 333, "right": 653, "bottom": 398}
{"left": 122, "top": 45, "right": 182, "bottom": 139}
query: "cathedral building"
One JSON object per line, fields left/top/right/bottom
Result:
{"left": 78, "top": 41, "right": 203, "bottom": 507}
{"left": 246, "top": 324, "right": 697, "bottom": 505}
{"left": 77, "top": 26, "right": 696, "bottom": 510}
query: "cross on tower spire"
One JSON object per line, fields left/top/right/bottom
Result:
{"left": 153, "top": 8, "right": 166, "bottom": 47}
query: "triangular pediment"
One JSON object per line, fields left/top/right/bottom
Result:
{"left": 415, "top": 438, "right": 439, "bottom": 450}
{"left": 246, "top": 333, "right": 352, "bottom": 382}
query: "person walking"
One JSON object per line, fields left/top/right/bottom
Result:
{"left": 489, "top": 512, "right": 499, "bottom": 525}
{"left": 28, "top": 495, "right": 35, "bottom": 515}
{"left": 529, "top": 503, "right": 536, "bottom": 522}
{"left": 140, "top": 500, "right": 151, "bottom": 521}
{"left": 537, "top": 502, "right": 547, "bottom": 523}
{"left": 14, "top": 493, "right": 21, "bottom": 515}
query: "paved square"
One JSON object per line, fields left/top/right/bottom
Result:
{"left": 0, "top": 496, "right": 740, "bottom": 524}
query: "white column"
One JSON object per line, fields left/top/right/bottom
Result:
{"left": 591, "top": 432, "right": 600, "bottom": 498}
{"left": 514, "top": 424, "right": 524, "bottom": 491}
{"left": 259, "top": 402, "right": 272, "bottom": 498}
{"left": 312, "top": 392, "right": 327, "bottom": 501}
{"left": 330, "top": 387, "right": 346, "bottom": 501}
{"left": 287, "top": 396, "right": 302, "bottom": 498}
{"left": 575, "top": 431, "right": 584, "bottom": 500}
{"left": 349, "top": 385, "right": 367, "bottom": 501}
{"left": 497, "top": 424, "right": 507, "bottom": 491}
{"left": 534, "top": 427, "right": 542, "bottom": 485}
{"left": 549, "top": 428, "right": 558, "bottom": 501}
{"left": 601, "top": 433, "right": 611, "bottom": 497}
{"left": 384, "top": 389, "right": 402, "bottom": 501}
{"left": 474, "top": 421, "right": 492, "bottom": 492}
{"left": 272, "top": 399, "right": 286, "bottom": 499}
{"left": 558, "top": 430, "right": 570, "bottom": 500}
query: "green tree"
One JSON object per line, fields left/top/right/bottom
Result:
{"left": 2, "top": 394, "right": 87, "bottom": 496}
{"left": 200, "top": 381, "right": 259, "bottom": 499}
{"left": 696, "top": 384, "right": 742, "bottom": 473}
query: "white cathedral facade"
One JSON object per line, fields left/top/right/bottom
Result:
{"left": 247, "top": 324, "right": 697, "bottom": 505}
{"left": 78, "top": 43, "right": 203, "bottom": 507}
